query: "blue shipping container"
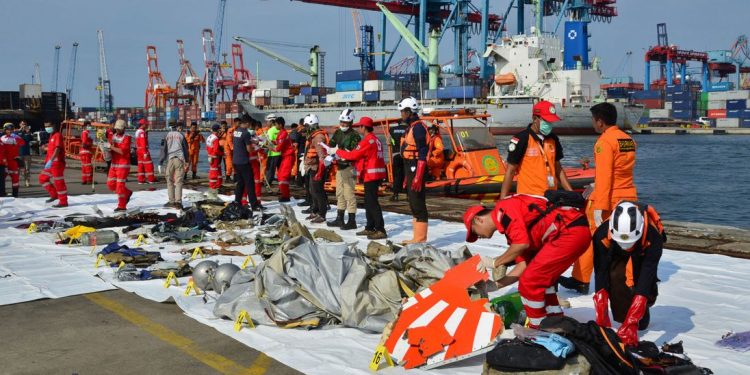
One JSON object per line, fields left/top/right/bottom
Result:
{"left": 335, "top": 80, "right": 363, "bottom": 92}
{"left": 742, "top": 109, "right": 750, "bottom": 118}
{"left": 726, "top": 109, "right": 743, "bottom": 118}
{"left": 300, "top": 87, "right": 321, "bottom": 96}
{"left": 670, "top": 100, "right": 694, "bottom": 110}
{"left": 671, "top": 109, "right": 694, "bottom": 119}
{"left": 336, "top": 70, "right": 383, "bottom": 82}
{"left": 726, "top": 99, "right": 747, "bottom": 110}
{"left": 742, "top": 118, "right": 750, "bottom": 128}
{"left": 632, "top": 90, "right": 662, "bottom": 100}
{"left": 708, "top": 82, "right": 734, "bottom": 92}
{"left": 364, "top": 91, "right": 379, "bottom": 102}
{"left": 666, "top": 91, "right": 692, "bottom": 100}
{"left": 437, "top": 86, "right": 479, "bottom": 99}
{"left": 665, "top": 84, "right": 686, "bottom": 93}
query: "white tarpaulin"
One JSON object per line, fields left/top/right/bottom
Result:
{"left": 0, "top": 190, "right": 749, "bottom": 374}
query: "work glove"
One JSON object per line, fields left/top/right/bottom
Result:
{"left": 476, "top": 255, "right": 496, "bottom": 274}
{"left": 326, "top": 145, "right": 339, "bottom": 156}
{"left": 593, "top": 289, "right": 612, "bottom": 328}
{"left": 593, "top": 209, "right": 604, "bottom": 227}
{"left": 617, "top": 294, "right": 648, "bottom": 347}
{"left": 44, "top": 160, "right": 53, "bottom": 169}
{"left": 208, "top": 156, "right": 214, "bottom": 164}
{"left": 314, "top": 161, "right": 325, "bottom": 181}
{"left": 410, "top": 160, "right": 427, "bottom": 192}
{"left": 323, "top": 155, "right": 334, "bottom": 167}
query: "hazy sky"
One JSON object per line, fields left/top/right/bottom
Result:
{"left": 2, "top": 0, "right": 748, "bottom": 107}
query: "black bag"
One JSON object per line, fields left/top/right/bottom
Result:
{"left": 486, "top": 339, "right": 565, "bottom": 372}
{"left": 218, "top": 201, "right": 252, "bottom": 221}
{"left": 544, "top": 189, "right": 587, "bottom": 209}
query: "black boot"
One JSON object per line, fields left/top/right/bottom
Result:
{"left": 192, "top": 172, "right": 197, "bottom": 179}
{"left": 341, "top": 213, "right": 357, "bottom": 230}
{"left": 12, "top": 187, "right": 18, "bottom": 198}
{"left": 558, "top": 276, "right": 590, "bottom": 294}
{"left": 327, "top": 210, "right": 345, "bottom": 227}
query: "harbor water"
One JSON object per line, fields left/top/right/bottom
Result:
{"left": 148, "top": 133, "right": 749, "bottom": 228}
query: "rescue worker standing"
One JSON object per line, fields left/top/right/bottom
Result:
{"left": 39, "top": 122, "right": 68, "bottom": 207}
{"left": 500, "top": 100, "right": 573, "bottom": 199}
{"left": 273, "top": 118, "right": 295, "bottom": 202}
{"left": 185, "top": 122, "right": 204, "bottom": 179}
{"left": 265, "top": 114, "right": 281, "bottom": 185}
{"left": 560, "top": 102, "right": 638, "bottom": 294}
{"left": 19, "top": 122, "right": 33, "bottom": 187}
{"left": 1, "top": 123, "right": 25, "bottom": 197}
{"left": 303, "top": 115, "right": 329, "bottom": 224}
{"left": 249, "top": 118, "right": 264, "bottom": 199}
{"left": 326, "top": 109, "right": 361, "bottom": 230}
{"left": 593, "top": 201, "right": 663, "bottom": 347}
{"left": 158, "top": 122, "right": 189, "bottom": 209}
{"left": 223, "top": 118, "right": 238, "bottom": 182}
{"left": 107, "top": 120, "right": 133, "bottom": 212}
{"left": 464, "top": 194, "right": 590, "bottom": 328}
{"left": 135, "top": 119, "right": 157, "bottom": 184}
{"left": 232, "top": 117, "right": 260, "bottom": 210}
{"left": 205, "top": 123, "right": 223, "bottom": 200}
{"left": 388, "top": 113, "right": 409, "bottom": 201}
{"left": 427, "top": 125, "right": 445, "bottom": 180}
{"left": 79, "top": 121, "right": 94, "bottom": 185}
{"left": 399, "top": 97, "right": 430, "bottom": 244}
{"left": 335, "top": 117, "right": 388, "bottom": 239}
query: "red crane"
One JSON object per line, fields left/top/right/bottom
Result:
{"left": 231, "top": 43, "right": 255, "bottom": 100}
{"left": 145, "top": 45, "right": 175, "bottom": 120}
{"left": 175, "top": 39, "right": 204, "bottom": 107}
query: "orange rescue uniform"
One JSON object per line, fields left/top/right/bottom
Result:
{"left": 223, "top": 126, "right": 235, "bottom": 177}
{"left": 506, "top": 126, "right": 564, "bottom": 196}
{"left": 185, "top": 131, "right": 205, "bottom": 174}
{"left": 427, "top": 133, "right": 444, "bottom": 180}
{"left": 572, "top": 126, "right": 638, "bottom": 283}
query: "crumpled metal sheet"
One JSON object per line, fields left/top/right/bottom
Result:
{"left": 375, "top": 244, "right": 473, "bottom": 292}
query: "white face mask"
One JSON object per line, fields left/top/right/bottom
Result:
{"left": 45, "top": 127, "right": 54, "bottom": 133}
{"left": 339, "top": 126, "right": 349, "bottom": 131}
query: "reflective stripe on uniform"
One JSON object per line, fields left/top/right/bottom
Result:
{"left": 367, "top": 168, "right": 387, "bottom": 174}
{"left": 520, "top": 297, "right": 545, "bottom": 309}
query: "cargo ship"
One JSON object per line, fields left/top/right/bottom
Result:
{"left": 238, "top": 32, "right": 643, "bottom": 135}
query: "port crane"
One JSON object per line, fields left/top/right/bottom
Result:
{"left": 644, "top": 23, "right": 708, "bottom": 90}
{"left": 97, "top": 30, "right": 114, "bottom": 114}
{"left": 231, "top": 43, "right": 255, "bottom": 100}
{"left": 65, "top": 42, "right": 79, "bottom": 107}
{"left": 144, "top": 45, "right": 175, "bottom": 122}
{"left": 234, "top": 36, "right": 325, "bottom": 87}
{"left": 203, "top": 0, "right": 229, "bottom": 120}
{"left": 51, "top": 45, "right": 61, "bottom": 92}
{"left": 175, "top": 39, "right": 204, "bottom": 108}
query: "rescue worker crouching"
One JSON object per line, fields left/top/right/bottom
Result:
{"left": 399, "top": 97, "right": 430, "bottom": 244}
{"left": 560, "top": 102, "right": 638, "bottom": 294}
{"left": 500, "top": 100, "right": 573, "bottom": 199}
{"left": 427, "top": 125, "right": 445, "bottom": 180}
{"left": 334, "top": 116, "right": 388, "bottom": 240}
{"left": 593, "top": 201, "right": 664, "bottom": 347}
{"left": 302, "top": 114, "right": 329, "bottom": 224}
{"left": 464, "top": 194, "right": 591, "bottom": 329}
{"left": 326, "top": 109, "right": 361, "bottom": 230}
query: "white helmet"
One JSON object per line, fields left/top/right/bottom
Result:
{"left": 338, "top": 108, "right": 355, "bottom": 123}
{"left": 303, "top": 114, "right": 319, "bottom": 126}
{"left": 265, "top": 113, "right": 277, "bottom": 122}
{"left": 398, "top": 96, "right": 419, "bottom": 112}
{"left": 609, "top": 201, "right": 644, "bottom": 249}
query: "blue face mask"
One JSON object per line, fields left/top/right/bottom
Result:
{"left": 45, "top": 127, "right": 54, "bottom": 133}
{"left": 539, "top": 120, "right": 553, "bottom": 136}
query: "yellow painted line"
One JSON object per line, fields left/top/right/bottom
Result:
{"left": 85, "top": 293, "right": 269, "bottom": 375}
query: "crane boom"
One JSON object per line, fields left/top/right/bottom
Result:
{"left": 52, "top": 45, "right": 61, "bottom": 92}
{"left": 234, "top": 37, "right": 313, "bottom": 75}
{"left": 66, "top": 42, "right": 79, "bottom": 105}
{"left": 98, "top": 30, "right": 114, "bottom": 113}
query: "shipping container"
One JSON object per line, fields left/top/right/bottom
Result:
{"left": 423, "top": 89, "right": 437, "bottom": 100}
{"left": 706, "top": 82, "right": 734, "bottom": 92}
{"left": 327, "top": 91, "right": 364, "bottom": 103}
{"left": 664, "top": 102, "right": 672, "bottom": 110}
{"left": 363, "top": 91, "right": 380, "bottom": 102}
{"left": 716, "top": 118, "right": 740, "bottom": 128}
{"left": 708, "top": 90, "right": 750, "bottom": 101}
{"left": 742, "top": 118, "right": 750, "bottom": 128}
{"left": 257, "top": 80, "right": 289, "bottom": 90}
{"left": 726, "top": 99, "right": 747, "bottom": 110}
{"left": 300, "top": 87, "right": 322, "bottom": 96}
{"left": 707, "top": 109, "right": 727, "bottom": 119}
{"left": 269, "top": 88, "right": 289, "bottom": 98}
{"left": 649, "top": 109, "right": 671, "bottom": 119}
{"left": 707, "top": 100, "right": 726, "bottom": 110}
{"left": 335, "top": 70, "right": 383, "bottom": 82}
{"left": 632, "top": 90, "right": 662, "bottom": 100}
{"left": 633, "top": 98, "right": 663, "bottom": 109}
{"left": 670, "top": 100, "right": 694, "bottom": 110}
{"left": 671, "top": 109, "right": 694, "bottom": 119}
{"left": 726, "top": 109, "right": 744, "bottom": 118}
{"left": 363, "top": 80, "right": 395, "bottom": 92}
{"left": 437, "top": 86, "right": 480, "bottom": 99}
{"left": 379, "top": 90, "right": 403, "bottom": 102}
{"left": 335, "top": 80, "right": 363, "bottom": 92}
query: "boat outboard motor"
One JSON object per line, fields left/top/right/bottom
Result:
{"left": 212, "top": 263, "right": 241, "bottom": 294}
{"left": 192, "top": 260, "right": 219, "bottom": 291}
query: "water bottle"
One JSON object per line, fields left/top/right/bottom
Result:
{"left": 79, "top": 230, "right": 119, "bottom": 246}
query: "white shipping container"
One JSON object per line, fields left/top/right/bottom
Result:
{"left": 708, "top": 90, "right": 750, "bottom": 101}
{"left": 707, "top": 100, "right": 726, "bottom": 110}
{"left": 270, "top": 88, "right": 290, "bottom": 98}
{"left": 270, "top": 97, "right": 285, "bottom": 106}
{"left": 363, "top": 80, "right": 396, "bottom": 92}
{"left": 251, "top": 90, "right": 271, "bottom": 98}
{"left": 664, "top": 102, "right": 672, "bottom": 110}
{"left": 649, "top": 109, "right": 671, "bottom": 118}
{"left": 716, "top": 118, "right": 739, "bottom": 128}
{"left": 257, "top": 80, "right": 289, "bottom": 90}
{"left": 379, "top": 90, "right": 403, "bottom": 102}
{"left": 328, "top": 91, "right": 363, "bottom": 103}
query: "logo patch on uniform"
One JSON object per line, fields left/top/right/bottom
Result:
{"left": 595, "top": 145, "right": 602, "bottom": 154}
{"left": 508, "top": 143, "right": 516, "bottom": 152}
{"left": 618, "top": 139, "right": 635, "bottom": 152}
{"left": 549, "top": 106, "right": 557, "bottom": 114}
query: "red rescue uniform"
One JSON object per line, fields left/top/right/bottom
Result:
{"left": 39, "top": 132, "right": 68, "bottom": 205}
{"left": 206, "top": 133, "right": 223, "bottom": 190}
{"left": 80, "top": 129, "right": 94, "bottom": 184}
{"left": 107, "top": 133, "right": 133, "bottom": 209}
{"left": 1, "top": 133, "right": 26, "bottom": 192}
{"left": 336, "top": 132, "right": 387, "bottom": 182}
{"left": 135, "top": 128, "right": 156, "bottom": 183}
{"left": 274, "top": 128, "right": 295, "bottom": 200}
{"left": 492, "top": 195, "right": 590, "bottom": 328}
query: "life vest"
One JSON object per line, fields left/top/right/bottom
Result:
{"left": 305, "top": 129, "right": 329, "bottom": 161}
{"left": 516, "top": 133, "right": 558, "bottom": 196}
{"left": 401, "top": 120, "right": 431, "bottom": 160}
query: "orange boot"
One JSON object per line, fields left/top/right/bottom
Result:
{"left": 401, "top": 220, "right": 428, "bottom": 245}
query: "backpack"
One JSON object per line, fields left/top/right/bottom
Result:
{"left": 526, "top": 190, "right": 587, "bottom": 229}
{"left": 485, "top": 338, "right": 565, "bottom": 372}
{"left": 634, "top": 202, "right": 667, "bottom": 244}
